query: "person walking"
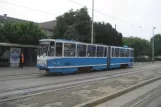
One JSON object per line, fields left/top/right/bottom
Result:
{"left": 19, "top": 53, "right": 24, "bottom": 68}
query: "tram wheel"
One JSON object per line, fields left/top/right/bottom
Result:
{"left": 77, "top": 67, "right": 91, "bottom": 73}
{"left": 59, "top": 72, "right": 64, "bottom": 76}
{"left": 45, "top": 70, "right": 51, "bottom": 75}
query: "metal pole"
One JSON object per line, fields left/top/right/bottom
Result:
{"left": 91, "top": 0, "right": 94, "bottom": 44}
{"left": 152, "top": 29, "right": 154, "bottom": 62}
{"left": 152, "top": 27, "right": 156, "bottom": 62}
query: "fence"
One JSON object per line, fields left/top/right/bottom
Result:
{"left": 134, "top": 57, "right": 161, "bottom": 62}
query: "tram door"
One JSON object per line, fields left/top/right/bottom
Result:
{"left": 107, "top": 46, "right": 111, "bottom": 69}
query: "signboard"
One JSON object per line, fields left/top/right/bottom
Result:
{"left": 10, "top": 48, "right": 21, "bottom": 67}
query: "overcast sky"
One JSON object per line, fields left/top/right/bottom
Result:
{"left": 0, "top": 0, "right": 161, "bottom": 40}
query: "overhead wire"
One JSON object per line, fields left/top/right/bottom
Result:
{"left": 0, "top": 0, "right": 57, "bottom": 16}
{"left": 0, "top": 0, "right": 150, "bottom": 33}
{"left": 67, "top": 0, "right": 149, "bottom": 31}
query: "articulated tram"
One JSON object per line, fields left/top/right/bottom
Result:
{"left": 37, "top": 39, "right": 134, "bottom": 74}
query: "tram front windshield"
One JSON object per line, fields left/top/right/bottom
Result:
{"left": 38, "top": 41, "right": 51, "bottom": 56}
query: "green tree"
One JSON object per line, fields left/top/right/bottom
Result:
{"left": 151, "top": 34, "right": 161, "bottom": 56}
{"left": 123, "top": 37, "right": 151, "bottom": 57}
{"left": 53, "top": 7, "right": 92, "bottom": 42}
{"left": 18, "top": 22, "right": 47, "bottom": 45}
{"left": 94, "top": 22, "right": 122, "bottom": 46}
{"left": 0, "top": 24, "right": 7, "bottom": 42}
{"left": 1, "top": 22, "right": 47, "bottom": 45}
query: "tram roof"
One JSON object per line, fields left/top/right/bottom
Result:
{"left": 39, "top": 39, "right": 55, "bottom": 42}
{"left": 39, "top": 39, "right": 134, "bottom": 50}
{"left": 55, "top": 39, "right": 81, "bottom": 43}
{"left": 55, "top": 39, "right": 108, "bottom": 46}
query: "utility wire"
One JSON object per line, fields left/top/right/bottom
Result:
{"left": 0, "top": 0, "right": 82, "bottom": 22}
{"left": 67, "top": 0, "right": 143, "bottom": 29}
{"left": 0, "top": 0, "right": 150, "bottom": 32}
{"left": 0, "top": 0, "right": 57, "bottom": 16}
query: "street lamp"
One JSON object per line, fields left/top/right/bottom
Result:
{"left": 91, "top": 0, "right": 94, "bottom": 44}
{"left": 152, "top": 27, "right": 156, "bottom": 62}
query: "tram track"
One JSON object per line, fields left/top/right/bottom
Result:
{"left": 0, "top": 65, "right": 161, "bottom": 103}
{"left": 130, "top": 86, "right": 161, "bottom": 107}
{"left": 0, "top": 65, "right": 160, "bottom": 93}
{"left": 0, "top": 64, "right": 160, "bottom": 82}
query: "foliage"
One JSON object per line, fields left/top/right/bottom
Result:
{"left": 94, "top": 22, "right": 122, "bottom": 46}
{"left": 123, "top": 37, "right": 151, "bottom": 57}
{"left": 53, "top": 7, "right": 123, "bottom": 45}
{"left": 0, "top": 22, "right": 47, "bottom": 45}
{"left": 53, "top": 7, "right": 91, "bottom": 42}
{"left": 0, "top": 24, "right": 6, "bottom": 42}
{"left": 150, "top": 34, "right": 161, "bottom": 56}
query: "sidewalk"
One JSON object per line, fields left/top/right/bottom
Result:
{"left": 0, "top": 61, "right": 160, "bottom": 77}
{"left": 0, "top": 66, "right": 40, "bottom": 76}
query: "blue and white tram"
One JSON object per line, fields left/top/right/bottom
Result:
{"left": 37, "top": 39, "right": 134, "bottom": 74}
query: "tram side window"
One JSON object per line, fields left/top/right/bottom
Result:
{"left": 87, "top": 45, "right": 96, "bottom": 57}
{"left": 120, "top": 49, "right": 125, "bottom": 57}
{"left": 97, "top": 46, "right": 104, "bottom": 57}
{"left": 64, "top": 43, "right": 76, "bottom": 57}
{"left": 130, "top": 50, "right": 134, "bottom": 57}
{"left": 111, "top": 47, "right": 114, "bottom": 57}
{"left": 104, "top": 47, "right": 107, "bottom": 57}
{"left": 56, "top": 42, "right": 63, "bottom": 57}
{"left": 125, "top": 49, "right": 129, "bottom": 57}
{"left": 77, "top": 44, "right": 86, "bottom": 57}
{"left": 114, "top": 48, "right": 119, "bottom": 57}
{"left": 49, "top": 41, "right": 55, "bottom": 56}
{"left": 132, "top": 50, "right": 134, "bottom": 57}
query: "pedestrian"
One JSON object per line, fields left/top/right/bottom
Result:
{"left": 19, "top": 52, "right": 24, "bottom": 69}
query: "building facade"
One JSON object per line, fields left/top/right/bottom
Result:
{"left": 0, "top": 43, "right": 38, "bottom": 67}
{"left": 0, "top": 14, "right": 56, "bottom": 67}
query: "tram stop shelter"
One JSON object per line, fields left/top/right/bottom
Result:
{"left": 0, "top": 43, "right": 38, "bottom": 67}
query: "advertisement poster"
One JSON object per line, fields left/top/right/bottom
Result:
{"left": 10, "top": 48, "right": 21, "bottom": 67}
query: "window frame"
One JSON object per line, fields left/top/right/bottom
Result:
{"left": 55, "top": 42, "right": 63, "bottom": 57}
{"left": 104, "top": 46, "right": 108, "bottom": 57}
{"left": 119, "top": 48, "right": 125, "bottom": 57}
{"left": 87, "top": 44, "right": 96, "bottom": 57}
{"left": 64, "top": 43, "right": 76, "bottom": 57}
{"left": 114, "top": 47, "right": 120, "bottom": 57}
{"left": 96, "top": 45, "right": 104, "bottom": 57}
{"left": 77, "top": 43, "right": 87, "bottom": 57}
{"left": 124, "top": 49, "right": 129, "bottom": 57}
{"left": 48, "top": 41, "right": 55, "bottom": 56}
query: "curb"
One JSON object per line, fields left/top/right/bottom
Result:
{"left": 73, "top": 76, "right": 161, "bottom": 107}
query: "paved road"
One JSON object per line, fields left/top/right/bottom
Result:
{"left": 0, "top": 62, "right": 160, "bottom": 95}
{"left": 0, "top": 62, "right": 160, "bottom": 76}
{"left": 0, "top": 63, "right": 161, "bottom": 107}
{"left": 0, "top": 62, "right": 160, "bottom": 107}
{"left": 146, "top": 95, "right": 161, "bottom": 107}
{"left": 133, "top": 86, "right": 161, "bottom": 107}
{"left": 95, "top": 78, "right": 161, "bottom": 107}
{"left": 0, "top": 66, "right": 40, "bottom": 76}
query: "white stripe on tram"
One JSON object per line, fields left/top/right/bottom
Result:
{"left": 48, "top": 62, "right": 134, "bottom": 68}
